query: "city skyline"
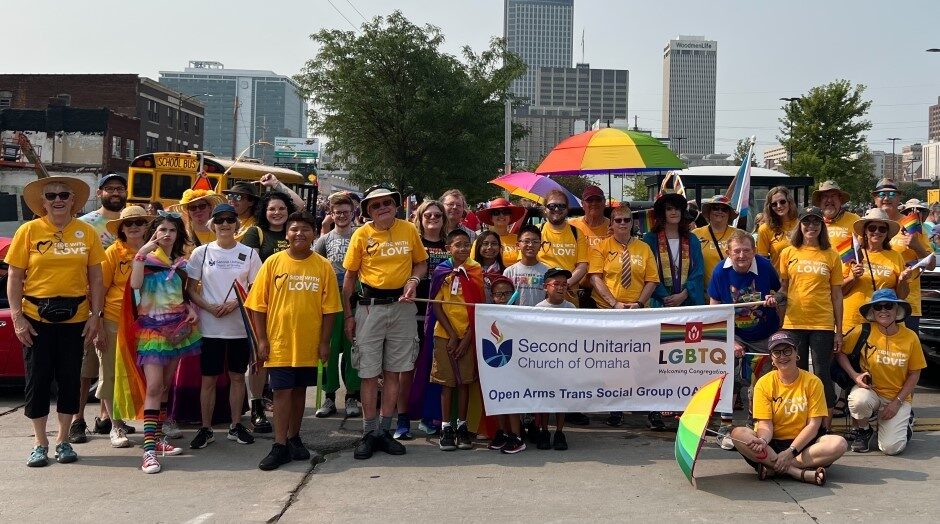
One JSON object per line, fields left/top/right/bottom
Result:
{"left": 9, "top": 0, "right": 940, "bottom": 160}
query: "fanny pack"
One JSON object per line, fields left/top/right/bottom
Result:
{"left": 24, "top": 295, "right": 86, "bottom": 323}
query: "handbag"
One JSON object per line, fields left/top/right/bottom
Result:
{"left": 162, "top": 319, "right": 193, "bottom": 346}
{"left": 25, "top": 295, "right": 86, "bottom": 323}
{"left": 829, "top": 323, "right": 870, "bottom": 390}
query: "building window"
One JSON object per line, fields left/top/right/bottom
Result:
{"left": 195, "top": 117, "right": 201, "bottom": 136}
{"left": 126, "top": 139, "right": 135, "bottom": 160}
{"left": 0, "top": 91, "right": 11, "bottom": 109}
{"left": 146, "top": 136, "right": 159, "bottom": 153}
{"left": 56, "top": 94, "right": 71, "bottom": 106}
{"left": 167, "top": 107, "right": 175, "bottom": 128}
{"left": 183, "top": 113, "right": 190, "bottom": 133}
{"left": 111, "top": 136, "right": 122, "bottom": 158}
{"left": 147, "top": 100, "right": 159, "bottom": 123}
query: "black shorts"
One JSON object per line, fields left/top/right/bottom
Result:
{"left": 200, "top": 337, "right": 251, "bottom": 376}
{"left": 741, "top": 427, "right": 828, "bottom": 471}
{"left": 268, "top": 366, "right": 317, "bottom": 391}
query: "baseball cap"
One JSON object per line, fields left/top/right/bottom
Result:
{"left": 98, "top": 173, "right": 127, "bottom": 189}
{"left": 211, "top": 203, "right": 238, "bottom": 217}
{"left": 768, "top": 330, "right": 797, "bottom": 351}
{"left": 544, "top": 267, "right": 572, "bottom": 280}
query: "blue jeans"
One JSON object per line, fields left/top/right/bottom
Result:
{"left": 790, "top": 329, "right": 836, "bottom": 408}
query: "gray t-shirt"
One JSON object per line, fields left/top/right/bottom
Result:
{"left": 313, "top": 227, "right": 356, "bottom": 280}
{"left": 503, "top": 261, "right": 549, "bottom": 307}
{"left": 536, "top": 299, "right": 576, "bottom": 309}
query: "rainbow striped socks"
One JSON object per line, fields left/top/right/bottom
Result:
{"left": 143, "top": 409, "right": 159, "bottom": 452}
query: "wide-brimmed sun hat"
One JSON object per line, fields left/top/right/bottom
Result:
{"left": 222, "top": 180, "right": 261, "bottom": 200}
{"left": 900, "top": 198, "right": 929, "bottom": 213}
{"left": 170, "top": 189, "right": 226, "bottom": 214}
{"left": 701, "top": 194, "right": 738, "bottom": 220}
{"left": 477, "top": 197, "right": 526, "bottom": 225}
{"left": 105, "top": 205, "right": 155, "bottom": 236}
{"left": 860, "top": 288, "right": 911, "bottom": 322}
{"left": 360, "top": 184, "right": 401, "bottom": 216}
{"left": 23, "top": 176, "right": 91, "bottom": 217}
{"left": 852, "top": 208, "right": 900, "bottom": 239}
{"left": 812, "top": 180, "right": 851, "bottom": 206}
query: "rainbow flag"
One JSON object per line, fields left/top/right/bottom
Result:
{"left": 660, "top": 321, "right": 727, "bottom": 345}
{"left": 724, "top": 136, "right": 754, "bottom": 218}
{"left": 112, "top": 282, "right": 146, "bottom": 421}
{"left": 634, "top": 208, "right": 655, "bottom": 234}
{"left": 228, "top": 280, "right": 260, "bottom": 369}
{"left": 899, "top": 213, "right": 921, "bottom": 235}
{"left": 836, "top": 236, "right": 857, "bottom": 264}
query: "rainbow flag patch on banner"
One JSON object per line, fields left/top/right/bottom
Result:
{"left": 660, "top": 321, "right": 727, "bottom": 344}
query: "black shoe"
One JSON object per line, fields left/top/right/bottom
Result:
{"left": 524, "top": 420, "right": 539, "bottom": 443}
{"left": 501, "top": 434, "right": 526, "bottom": 454}
{"left": 354, "top": 432, "right": 377, "bottom": 460}
{"left": 93, "top": 417, "right": 112, "bottom": 435}
{"left": 536, "top": 429, "right": 552, "bottom": 450}
{"left": 190, "top": 427, "right": 215, "bottom": 449}
{"left": 251, "top": 399, "right": 272, "bottom": 434}
{"left": 68, "top": 419, "right": 88, "bottom": 444}
{"left": 488, "top": 429, "right": 509, "bottom": 450}
{"left": 456, "top": 425, "right": 473, "bottom": 450}
{"left": 287, "top": 435, "right": 310, "bottom": 460}
{"left": 228, "top": 423, "right": 255, "bottom": 445}
{"left": 647, "top": 412, "right": 666, "bottom": 431}
{"left": 124, "top": 423, "right": 137, "bottom": 435}
{"left": 258, "top": 443, "right": 291, "bottom": 471}
{"left": 439, "top": 426, "right": 457, "bottom": 451}
{"left": 605, "top": 412, "right": 623, "bottom": 427}
{"left": 377, "top": 429, "right": 406, "bottom": 455}
{"left": 566, "top": 412, "right": 590, "bottom": 426}
{"left": 552, "top": 430, "right": 568, "bottom": 451}
{"left": 851, "top": 427, "right": 875, "bottom": 453}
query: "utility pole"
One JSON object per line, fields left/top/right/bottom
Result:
{"left": 504, "top": 98, "right": 512, "bottom": 176}
{"left": 887, "top": 137, "right": 902, "bottom": 180}
{"left": 231, "top": 95, "right": 240, "bottom": 160}
{"left": 672, "top": 136, "right": 686, "bottom": 157}
{"left": 779, "top": 97, "right": 801, "bottom": 167}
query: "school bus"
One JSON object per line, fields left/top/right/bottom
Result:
{"left": 126, "top": 151, "right": 315, "bottom": 209}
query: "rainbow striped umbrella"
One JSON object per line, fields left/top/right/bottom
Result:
{"left": 675, "top": 373, "right": 727, "bottom": 487}
{"left": 490, "top": 172, "right": 581, "bottom": 208}
{"left": 536, "top": 128, "right": 684, "bottom": 175}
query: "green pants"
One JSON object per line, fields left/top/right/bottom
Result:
{"left": 324, "top": 313, "right": 361, "bottom": 394}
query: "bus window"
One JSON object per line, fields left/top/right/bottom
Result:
{"left": 131, "top": 172, "right": 153, "bottom": 200}
{"left": 160, "top": 173, "right": 193, "bottom": 200}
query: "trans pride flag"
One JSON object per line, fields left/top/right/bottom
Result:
{"left": 724, "top": 136, "right": 754, "bottom": 219}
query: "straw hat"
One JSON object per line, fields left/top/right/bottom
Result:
{"left": 852, "top": 208, "right": 900, "bottom": 238}
{"left": 105, "top": 205, "right": 155, "bottom": 236}
{"left": 23, "top": 176, "right": 91, "bottom": 217}
{"left": 477, "top": 197, "right": 526, "bottom": 225}
{"left": 170, "top": 188, "right": 226, "bottom": 214}
{"left": 701, "top": 194, "right": 738, "bottom": 220}
{"left": 900, "top": 198, "right": 929, "bottom": 213}
{"left": 872, "top": 178, "right": 899, "bottom": 194}
{"left": 811, "top": 180, "right": 850, "bottom": 206}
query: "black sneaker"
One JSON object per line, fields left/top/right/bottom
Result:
{"left": 536, "top": 429, "right": 552, "bottom": 450}
{"left": 566, "top": 412, "right": 590, "bottom": 425}
{"left": 251, "top": 399, "right": 272, "bottom": 434}
{"left": 190, "top": 427, "right": 215, "bottom": 449}
{"left": 124, "top": 423, "right": 137, "bottom": 435}
{"left": 228, "top": 423, "right": 255, "bottom": 445}
{"left": 647, "top": 412, "right": 666, "bottom": 431}
{"left": 843, "top": 426, "right": 860, "bottom": 442}
{"left": 552, "top": 430, "right": 568, "bottom": 451}
{"left": 93, "top": 417, "right": 112, "bottom": 435}
{"left": 851, "top": 426, "right": 875, "bottom": 453}
{"left": 456, "top": 425, "right": 473, "bottom": 450}
{"left": 488, "top": 429, "right": 509, "bottom": 450}
{"left": 605, "top": 412, "right": 623, "bottom": 427}
{"left": 258, "top": 443, "right": 292, "bottom": 471}
{"left": 287, "top": 435, "right": 310, "bottom": 460}
{"left": 501, "top": 434, "right": 526, "bottom": 454}
{"left": 68, "top": 419, "right": 88, "bottom": 444}
{"left": 439, "top": 426, "right": 457, "bottom": 451}
{"left": 524, "top": 420, "right": 539, "bottom": 444}
{"left": 354, "top": 432, "right": 377, "bottom": 460}
{"left": 377, "top": 429, "right": 406, "bottom": 455}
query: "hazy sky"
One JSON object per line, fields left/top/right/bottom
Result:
{"left": 12, "top": 0, "right": 940, "bottom": 159}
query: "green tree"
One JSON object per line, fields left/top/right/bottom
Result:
{"left": 733, "top": 138, "right": 758, "bottom": 166}
{"left": 778, "top": 80, "right": 874, "bottom": 203}
{"left": 623, "top": 174, "right": 650, "bottom": 201}
{"left": 295, "top": 11, "right": 526, "bottom": 203}
{"left": 897, "top": 182, "right": 926, "bottom": 203}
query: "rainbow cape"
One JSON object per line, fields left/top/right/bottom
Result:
{"left": 227, "top": 279, "right": 260, "bottom": 370}
{"left": 899, "top": 213, "right": 921, "bottom": 235}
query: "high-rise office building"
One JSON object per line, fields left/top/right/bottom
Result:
{"left": 661, "top": 35, "right": 717, "bottom": 156}
{"left": 159, "top": 61, "right": 306, "bottom": 165}
{"left": 929, "top": 97, "right": 940, "bottom": 143}
{"left": 504, "top": 0, "right": 574, "bottom": 103}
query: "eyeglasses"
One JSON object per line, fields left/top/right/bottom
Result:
{"left": 187, "top": 202, "right": 210, "bottom": 213}
{"left": 492, "top": 291, "right": 513, "bottom": 299}
{"left": 101, "top": 185, "right": 127, "bottom": 193}
{"left": 213, "top": 216, "right": 238, "bottom": 224}
{"left": 122, "top": 219, "right": 149, "bottom": 228}
{"left": 875, "top": 191, "right": 897, "bottom": 199}
{"left": 770, "top": 200, "right": 788, "bottom": 208}
{"left": 872, "top": 302, "right": 896, "bottom": 312}
{"left": 490, "top": 209, "right": 512, "bottom": 217}
{"left": 546, "top": 203, "right": 568, "bottom": 211}
{"left": 866, "top": 224, "right": 889, "bottom": 234}
{"left": 612, "top": 217, "right": 632, "bottom": 224}
{"left": 770, "top": 347, "right": 794, "bottom": 358}
{"left": 547, "top": 280, "right": 569, "bottom": 287}
{"left": 422, "top": 212, "right": 443, "bottom": 219}
{"left": 519, "top": 239, "right": 543, "bottom": 246}
{"left": 332, "top": 210, "right": 351, "bottom": 216}
{"left": 368, "top": 198, "right": 395, "bottom": 211}
{"left": 43, "top": 191, "right": 72, "bottom": 201}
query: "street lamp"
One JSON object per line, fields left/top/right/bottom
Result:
{"left": 779, "top": 97, "right": 801, "bottom": 167}
{"left": 174, "top": 93, "right": 210, "bottom": 152}
{"left": 887, "top": 137, "right": 902, "bottom": 180}
{"left": 927, "top": 49, "right": 940, "bottom": 190}
{"left": 671, "top": 136, "right": 686, "bottom": 156}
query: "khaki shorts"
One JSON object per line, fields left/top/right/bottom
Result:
{"left": 353, "top": 301, "right": 419, "bottom": 379}
{"left": 430, "top": 336, "right": 477, "bottom": 387}
{"left": 81, "top": 331, "right": 100, "bottom": 380}
{"left": 94, "top": 319, "right": 119, "bottom": 401}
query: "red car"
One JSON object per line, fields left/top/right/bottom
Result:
{"left": 0, "top": 237, "right": 24, "bottom": 385}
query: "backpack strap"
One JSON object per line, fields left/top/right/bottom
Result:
{"left": 254, "top": 225, "right": 264, "bottom": 246}
{"left": 537, "top": 222, "right": 579, "bottom": 240}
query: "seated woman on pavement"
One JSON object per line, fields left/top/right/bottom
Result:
{"left": 731, "top": 330, "right": 848, "bottom": 486}
{"left": 837, "top": 289, "right": 926, "bottom": 455}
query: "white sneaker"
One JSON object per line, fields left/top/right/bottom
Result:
{"left": 315, "top": 398, "right": 337, "bottom": 418}
{"left": 162, "top": 419, "right": 183, "bottom": 439}
{"left": 110, "top": 426, "right": 131, "bottom": 448}
{"left": 141, "top": 451, "right": 161, "bottom": 474}
{"left": 716, "top": 425, "right": 735, "bottom": 451}
{"left": 345, "top": 399, "right": 361, "bottom": 417}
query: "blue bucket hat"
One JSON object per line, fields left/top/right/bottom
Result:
{"left": 860, "top": 288, "right": 911, "bottom": 322}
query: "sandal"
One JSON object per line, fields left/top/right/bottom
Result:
{"left": 800, "top": 467, "right": 826, "bottom": 486}
{"left": 757, "top": 463, "right": 770, "bottom": 481}
{"left": 832, "top": 397, "right": 848, "bottom": 418}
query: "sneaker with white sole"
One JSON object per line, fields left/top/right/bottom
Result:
{"left": 190, "top": 427, "right": 214, "bottom": 449}
{"left": 110, "top": 426, "right": 131, "bottom": 448}
{"left": 715, "top": 425, "right": 735, "bottom": 450}
{"left": 345, "top": 398, "right": 361, "bottom": 417}
{"left": 141, "top": 451, "right": 161, "bottom": 474}
{"left": 227, "top": 423, "right": 255, "bottom": 445}
{"left": 162, "top": 419, "right": 183, "bottom": 439}
{"left": 315, "top": 398, "right": 337, "bottom": 418}
{"left": 155, "top": 440, "right": 183, "bottom": 456}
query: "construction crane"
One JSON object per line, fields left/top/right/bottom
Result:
{"left": 15, "top": 131, "right": 49, "bottom": 179}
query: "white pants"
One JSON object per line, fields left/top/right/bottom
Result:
{"left": 847, "top": 386, "right": 913, "bottom": 455}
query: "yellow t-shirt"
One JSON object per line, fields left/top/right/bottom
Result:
{"left": 843, "top": 324, "right": 926, "bottom": 402}
{"left": 538, "top": 222, "right": 589, "bottom": 273}
{"left": 692, "top": 225, "right": 740, "bottom": 288}
{"left": 757, "top": 218, "right": 797, "bottom": 269}
{"left": 890, "top": 231, "right": 930, "bottom": 317}
{"left": 4, "top": 217, "right": 106, "bottom": 323}
{"left": 343, "top": 219, "right": 429, "bottom": 289}
{"left": 101, "top": 240, "right": 136, "bottom": 322}
{"left": 824, "top": 210, "right": 860, "bottom": 250}
{"left": 588, "top": 236, "right": 659, "bottom": 306}
{"left": 779, "top": 245, "right": 842, "bottom": 330}
{"left": 842, "top": 249, "right": 905, "bottom": 331}
{"left": 432, "top": 259, "right": 480, "bottom": 338}
{"left": 244, "top": 251, "right": 343, "bottom": 367}
{"left": 499, "top": 233, "right": 519, "bottom": 267}
{"left": 752, "top": 369, "right": 828, "bottom": 440}
{"left": 234, "top": 215, "right": 257, "bottom": 242}
{"left": 569, "top": 217, "right": 611, "bottom": 249}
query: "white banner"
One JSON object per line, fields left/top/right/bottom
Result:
{"left": 475, "top": 303, "right": 735, "bottom": 415}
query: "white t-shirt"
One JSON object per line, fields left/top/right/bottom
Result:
{"left": 188, "top": 241, "right": 262, "bottom": 338}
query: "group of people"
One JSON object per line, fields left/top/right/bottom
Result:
{"left": 4, "top": 171, "right": 934, "bottom": 484}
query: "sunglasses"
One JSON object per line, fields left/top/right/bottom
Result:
{"left": 492, "top": 291, "right": 513, "bottom": 298}
{"left": 866, "top": 224, "right": 889, "bottom": 234}
{"left": 422, "top": 212, "right": 443, "bottom": 219}
{"left": 368, "top": 198, "right": 395, "bottom": 211}
{"left": 770, "top": 347, "right": 794, "bottom": 358}
{"left": 187, "top": 202, "right": 210, "bottom": 212}
{"left": 122, "top": 218, "right": 149, "bottom": 228}
{"left": 801, "top": 218, "right": 822, "bottom": 226}
{"left": 546, "top": 203, "right": 568, "bottom": 211}
{"left": 213, "top": 216, "right": 238, "bottom": 224}
{"left": 612, "top": 217, "right": 632, "bottom": 224}
{"left": 227, "top": 193, "right": 246, "bottom": 202}
{"left": 770, "top": 200, "right": 788, "bottom": 208}
{"left": 875, "top": 191, "right": 897, "bottom": 199}
{"left": 44, "top": 191, "right": 73, "bottom": 201}
{"left": 711, "top": 206, "right": 731, "bottom": 214}
{"left": 872, "top": 302, "right": 896, "bottom": 312}
{"left": 490, "top": 209, "right": 512, "bottom": 217}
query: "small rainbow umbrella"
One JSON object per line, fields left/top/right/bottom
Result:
{"left": 490, "top": 172, "right": 581, "bottom": 208}
{"left": 675, "top": 373, "right": 727, "bottom": 488}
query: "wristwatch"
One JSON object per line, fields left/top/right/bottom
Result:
{"left": 788, "top": 445, "right": 800, "bottom": 455}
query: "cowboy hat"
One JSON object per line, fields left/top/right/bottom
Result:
{"left": 701, "top": 194, "right": 739, "bottom": 220}
{"left": 811, "top": 180, "right": 850, "bottom": 206}
{"left": 105, "top": 205, "right": 155, "bottom": 236}
{"left": 170, "top": 189, "right": 226, "bottom": 214}
{"left": 852, "top": 208, "right": 900, "bottom": 239}
{"left": 222, "top": 180, "right": 261, "bottom": 200}
{"left": 477, "top": 197, "right": 526, "bottom": 225}
{"left": 860, "top": 288, "right": 911, "bottom": 322}
{"left": 652, "top": 191, "right": 687, "bottom": 219}
{"left": 23, "top": 176, "right": 91, "bottom": 217}
{"left": 360, "top": 184, "right": 401, "bottom": 216}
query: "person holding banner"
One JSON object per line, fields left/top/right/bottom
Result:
{"left": 485, "top": 276, "right": 527, "bottom": 454}
{"left": 186, "top": 204, "right": 262, "bottom": 450}
{"left": 731, "top": 331, "right": 848, "bottom": 486}
{"left": 504, "top": 225, "right": 550, "bottom": 307}
{"left": 757, "top": 187, "right": 799, "bottom": 269}
{"left": 813, "top": 180, "right": 859, "bottom": 250}
{"left": 245, "top": 211, "right": 342, "bottom": 470}
{"left": 693, "top": 195, "right": 743, "bottom": 289}
{"left": 589, "top": 204, "right": 658, "bottom": 310}
{"left": 777, "top": 206, "right": 843, "bottom": 423}
{"left": 537, "top": 189, "right": 589, "bottom": 307}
